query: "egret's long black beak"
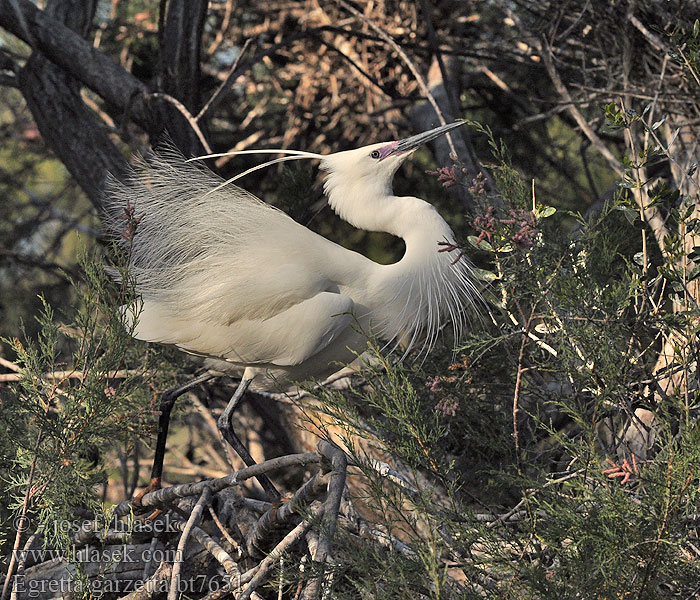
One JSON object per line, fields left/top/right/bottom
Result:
{"left": 380, "top": 121, "right": 465, "bottom": 160}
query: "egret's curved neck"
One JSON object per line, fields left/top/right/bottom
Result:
{"left": 325, "top": 176, "right": 454, "bottom": 245}
{"left": 325, "top": 171, "right": 477, "bottom": 357}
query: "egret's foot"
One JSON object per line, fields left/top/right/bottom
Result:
{"left": 132, "top": 477, "right": 163, "bottom": 520}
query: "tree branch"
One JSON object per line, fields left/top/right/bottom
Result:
{"left": 0, "top": 0, "right": 155, "bottom": 131}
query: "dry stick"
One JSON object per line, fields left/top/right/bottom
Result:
{"left": 647, "top": 117, "right": 700, "bottom": 194}
{"left": 278, "top": 556, "right": 284, "bottom": 600}
{"left": 197, "top": 563, "right": 265, "bottom": 600}
{"left": 208, "top": 505, "right": 242, "bottom": 555}
{"left": 486, "top": 469, "right": 584, "bottom": 528}
{"left": 0, "top": 357, "right": 21, "bottom": 372}
{"left": 147, "top": 92, "right": 212, "bottom": 154}
{"left": 247, "top": 471, "right": 329, "bottom": 556}
{"left": 513, "top": 309, "right": 536, "bottom": 473}
{"left": 360, "top": 457, "right": 420, "bottom": 495}
{"left": 198, "top": 582, "right": 237, "bottom": 600}
{"left": 640, "top": 56, "right": 669, "bottom": 284}
{"left": 197, "top": 38, "right": 253, "bottom": 124}
{"left": 301, "top": 442, "right": 347, "bottom": 599}
{"left": 1, "top": 432, "right": 44, "bottom": 600}
{"left": 627, "top": 13, "right": 667, "bottom": 53}
{"left": 314, "top": 442, "right": 346, "bottom": 563}
{"left": 538, "top": 40, "right": 624, "bottom": 177}
{"left": 168, "top": 487, "right": 212, "bottom": 600}
{"left": 292, "top": 555, "right": 308, "bottom": 600}
{"left": 339, "top": 491, "right": 415, "bottom": 556}
{"left": 330, "top": 0, "right": 457, "bottom": 156}
{"left": 131, "top": 452, "right": 319, "bottom": 510}
{"left": 10, "top": 527, "right": 42, "bottom": 600}
{"left": 206, "top": 0, "right": 234, "bottom": 56}
{"left": 0, "top": 368, "right": 146, "bottom": 382}
{"left": 189, "top": 395, "right": 238, "bottom": 471}
{"left": 121, "top": 561, "right": 173, "bottom": 600}
{"left": 170, "top": 519, "right": 239, "bottom": 578}
{"left": 621, "top": 97, "right": 652, "bottom": 279}
{"left": 239, "top": 510, "right": 321, "bottom": 600}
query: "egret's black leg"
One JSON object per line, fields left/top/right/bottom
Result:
{"left": 134, "top": 371, "right": 216, "bottom": 506}
{"left": 218, "top": 376, "right": 281, "bottom": 500}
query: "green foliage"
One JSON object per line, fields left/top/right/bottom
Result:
{"left": 297, "top": 116, "right": 700, "bottom": 598}
{"left": 0, "top": 249, "right": 164, "bottom": 549}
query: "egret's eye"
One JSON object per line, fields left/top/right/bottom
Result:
{"left": 369, "top": 150, "right": 381, "bottom": 160}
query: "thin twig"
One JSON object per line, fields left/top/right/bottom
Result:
{"left": 331, "top": 0, "right": 457, "bottom": 155}
{"left": 207, "top": 0, "right": 234, "bottom": 56}
{"left": 314, "top": 441, "right": 346, "bottom": 563}
{"left": 189, "top": 395, "right": 238, "bottom": 471}
{"left": 539, "top": 41, "right": 623, "bottom": 176}
{"left": 197, "top": 38, "right": 253, "bottom": 124}
{"left": 121, "top": 561, "right": 173, "bottom": 600}
{"left": 512, "top": 320, "right": 530, "bottom": 472}
{"left": 239, "top": 508, "right": 321, "bottom": 600}
{"left": 0, "top": 368, "right": 148, "bottom": 382}
{"left": 147, "top": 92, "right": 212, "bottom": 154}
{"left": 168, "top": 487, "right": 212, "bottom": 600}
{"left": 171, "top": 518, "right": 239, "bottom": 578}
{"left": 125, "top": 453, "right": 319, "bottom": 510}
{"left": 301, "top": 442, "right": 347, "bottom": 599}
{"left": 1, "top": 432, "right": 44, "bottom": 600}
{"left": 208, "top": 505, "right": 241, "bottom": 555}
{"left": 10, "top": 527, "right": 43, "bottom": 600}
{"left": 247, "top": 471, "right": 328, "bottom": 556}
{"left": 0, "top": 357, "right": 21, "bottom": 372}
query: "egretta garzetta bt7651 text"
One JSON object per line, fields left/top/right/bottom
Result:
{"left": 107, "top": 121, "right": 480, "bottom": 498}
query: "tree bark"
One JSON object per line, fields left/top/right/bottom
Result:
{"left": 14, "top": 0, "right": 131, "bottom": 212}
{"left": 156, "top": 0, "right": 210, "bottom": 156}
{"left": 0, "top": 0, "right": 155, "bottom": 131}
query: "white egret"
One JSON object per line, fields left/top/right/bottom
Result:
{"left": 106, "top": 121, "right": 479, "bottom": 498}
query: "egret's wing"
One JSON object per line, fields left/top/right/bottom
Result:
{"left": 105, "top": 146, "right": 364, "bottom": 327}
{"left": 106, "top": 147, "right": 371, "bottom": 366}
{"left": 131, "top": 292, "right": 355, "bottom": 367}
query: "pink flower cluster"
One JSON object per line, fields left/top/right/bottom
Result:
{"left": 473, "top": 206, "right": 538, "bottom": 250}
{"left": 468, "top": 172, "right": 487, "bottom": 196}
{"left": 434, "top": 396, "right": 459, "bottom": 417}
{"left": 501, "top": 209, "right": 538, "bottom": 249}
{"left": 427, "top": 165, "right": 461, "bottom": 188}
{"left": 425, "top": 376, "right": 459, "bottom": 416}
{"left": 474, "top": 205, "right": 496, "bottom": 244}
{"left": 121, "top": 198, "right": 142, "bottom": 243}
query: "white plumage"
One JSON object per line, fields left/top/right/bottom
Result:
{"left": 106, "top": 123, "right": 479, "bottom": 388}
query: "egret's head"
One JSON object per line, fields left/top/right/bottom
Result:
{"left": 320, "top": 121, "right": 465, "bottom": 186}
{"left": 319, "top": 121, "right": 465, "bottom": 231}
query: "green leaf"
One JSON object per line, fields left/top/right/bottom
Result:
{"left": 651, "top": 114, "right": 667, "bottom": 130}
{"left": 467, "top": 235, "right": 494, "bottom": 252}
{"left": 616, "top": 205, "right": 638, "bottom": 224}
{"left": 688, "top": 246, "right": 700, "bottom": 262}
{"left": 537, "top": 206, "right": 556, "bottom": 218}
{"left": 686, "top": 219, "right": 700, "bottom": 234}
{"left": 688, "top": 264, "right": 700, "bottom": 282}
{"left": 473, "top": 268, "right": 499, "bottom": 282}
{"left": 497, "top": 242, "right": 515, "bottom": 253}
